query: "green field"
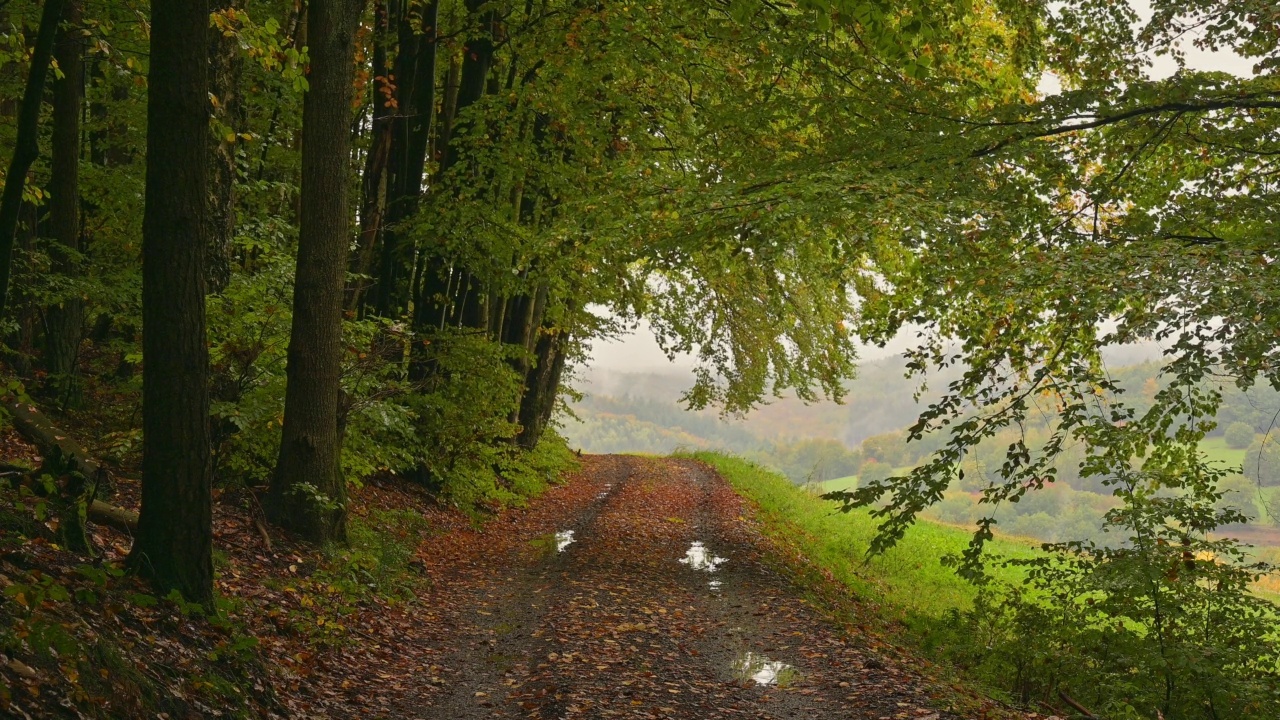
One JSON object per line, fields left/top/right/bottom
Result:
{"left": 1200, "top": 435, "right": 1250, "bottom": 469}
{"left": 687, "top": 452, "right": 1041, "bottom": 632}
{"left": 814, "top": 474, "right": 857, "bottom": 493}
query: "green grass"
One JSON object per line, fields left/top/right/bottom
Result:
{"left": 815, "top": 474, "right": 857, "bottom": 493}
{"left": 1200, "top": 436, "right": 1249, "bottom": 470}
{"left": 687, "top": 451, "right": 1041, "bottom": 634}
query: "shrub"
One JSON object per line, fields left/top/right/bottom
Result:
{"left": 949, "top": 467, "right": 1280, "bottom": 719}
{"left": 403, "top": 330, "right": 574, "bottom": 510}
{"left": 858, "top": 460, "right": 893, "bottom": 485}
{"left": 861, "top": 431, "right": 909, "bottom": 467}
{"left": 1225, "top": 421, "right": 1256, "bottom": 449}
{"left": 1244, "top": 439, "right": 1280, "bottom": 487}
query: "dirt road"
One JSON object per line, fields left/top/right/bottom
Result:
{"left": 311, "top": 455, "right": 978, "bottom": 719}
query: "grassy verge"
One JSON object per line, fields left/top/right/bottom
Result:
{"left": 685, "top": 452, "right": 1041, "bottom": 635}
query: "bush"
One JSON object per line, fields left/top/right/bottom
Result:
{"left": 931, "top": 492, "right": 977, "bottom": 526}
{"left": 861, "top": 431, "right": 909, "bottom": 467}
{"left": 1225, "top": 421, "right": 1256, "bottom": 449}
{"left": 403, "top": 330, "right": 574, "bottom": 510}
{"left": 765, "top": 437, "right": 862, "bottom": 483}
{"left": 948, "top": 468, "right": 1280, "bottom": 719}
{"left": 858, "top": 460, "right": 893, "bottom": 485}
{"left": 1244, "top": 439, "right": 1280, "bottom": 487}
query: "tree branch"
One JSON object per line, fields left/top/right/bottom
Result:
{"left": 975, "top": 95, "right": 1280, "bottom": 157}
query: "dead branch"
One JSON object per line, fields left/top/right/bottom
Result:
{"left": 1058, "top": 689, "right": 1100, "bottom": 719}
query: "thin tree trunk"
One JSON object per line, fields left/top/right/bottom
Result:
{"left": 417, "top": 0, "right": 490, "bottom": 328}
{"left": 0, "top": 0, "right": 68, "bottom": 316}
{"left": 348, "top": 0, "right": 392, "bottom": 312}
{"left": 254, "top": 4, "right": 305, "bottom": 183}
{"left": 431, "top": 50, "right": 461, "bottom": 166}
{"left": 206, "top": 0, "right": 244, "bottom": 294}
{"left": 127, "top": 0, "right": 214, "bottom": 607}
{"left": 373, "top": 0, "right": 438, "bottom": 317}
{"left": 44, "top": 0, "right": 84, "bottom": 403}
{"left": 269, "top": 0, "right": 365, "bottom": 544}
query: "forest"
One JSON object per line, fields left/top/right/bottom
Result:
{"left": 1, "top": 0, "right": 1279, "bottom": 718}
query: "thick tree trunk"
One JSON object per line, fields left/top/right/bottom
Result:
{"left": 0, "top": 0, "right": 68, "bottom": 316}
{"left": 127, "top": 0, "right": 214, "bottom": 607}
{"left": 503, "top": 281, "right": 545, "bottom": 416}
{"left": 206, "top": 0, "right": 244, "bottom": 294}
{"left": 516, "top": 321, "right": 568, "bottom": 450}
{"left": 44, "top": 0, "right": 84, "bottom": 402}
{"left": 269, "top": 0, "right": 365, "bottom": 544}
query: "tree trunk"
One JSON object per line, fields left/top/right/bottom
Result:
{"left": 440, "top": 0, "right": 494, "bottom": 175}
{"left": 347, "top": 0, "right": 392, "bottom": 313}
{"left": 127, "top": 0, "right": 214, "bottom": 607}
{"left": 373, "top": 0, "right": 439, "bottom": 317}
{"left": 433, "top": 52, "right": 461, "bottom": 166}
{"left": 413, "top": 0, "right": 490, "bottom": 329}
{"left": 0, "top": 0, "right": 68, "bottom": 316}
{"left": 44, "top": 0, "right": 84, "bottom": 404}
{"left": 517, "top": 320, "right": 567, "bottom": 450}
{"left": 269, "top": 0, "right": 365, "bottom": 544}
{"left": 206, "top": 0, "right": 244, "bottom": 294}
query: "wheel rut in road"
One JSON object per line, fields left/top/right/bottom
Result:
{"left": 402, "top": 455, "right": 963, "bottom": 719}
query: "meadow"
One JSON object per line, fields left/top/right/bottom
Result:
{"left": 685, "top": 452, "right": 1042, "bottom": 632}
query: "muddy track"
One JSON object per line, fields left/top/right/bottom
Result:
{"left": 337, "top": 455, "right": 969, "bottom": 719}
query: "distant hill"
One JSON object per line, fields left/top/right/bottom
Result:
{"left": 562, "top": 354, "right": 1280, "bottom": 548}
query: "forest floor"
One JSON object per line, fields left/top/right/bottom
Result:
{"left": 2, "top": 450, "right": 1036, "bottom": 719}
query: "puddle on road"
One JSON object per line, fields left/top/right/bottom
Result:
{"left": 679, "top": 541, "right": 726, "bottom": 572}
{"left": 734, "top": 652, "right": 798, "bottom": 686}
{"left": 531, "top": 530, "right": 576, "bottom": 556}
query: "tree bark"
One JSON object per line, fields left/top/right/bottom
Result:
{"left": 373, "top": 0, "right": 439, "bottom": 317}
{"left": 269, "top": 0, "right": 365, "bottom": 544}
{"left": 0, "top": 0, "right": 68, "bottom": 316}
{"left": 439, "top": 0, "right": 494, "bottom": 175}
{"left": 348, "top": 0, "right": 392, "bottom": 312}
{"left": 128, "top": 0, "right": 215, "bottom": 607}
{"left": 206, "top": 0, "right": 244, "bottom": 294}
{"left": 517, "top": 316, "right": 568, "bottom": 450}
{"left": 412, "top": 0, "right": 490, "bottom": 329}
{"left": 44, "top": 0, "right": 84, "bottom": 402}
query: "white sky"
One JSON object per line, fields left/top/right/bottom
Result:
{"left": 588, "top": 3, "right": 1254, "bottom": 378}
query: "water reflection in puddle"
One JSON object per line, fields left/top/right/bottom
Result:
{"left": 679, "top": 541, "right": 726, "bottom": 572}
{"left": 735, "top": 652, "right": 797, "bottom": 686}
{"left": 531, "top": 530, "right": 575, "bottom": 555}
